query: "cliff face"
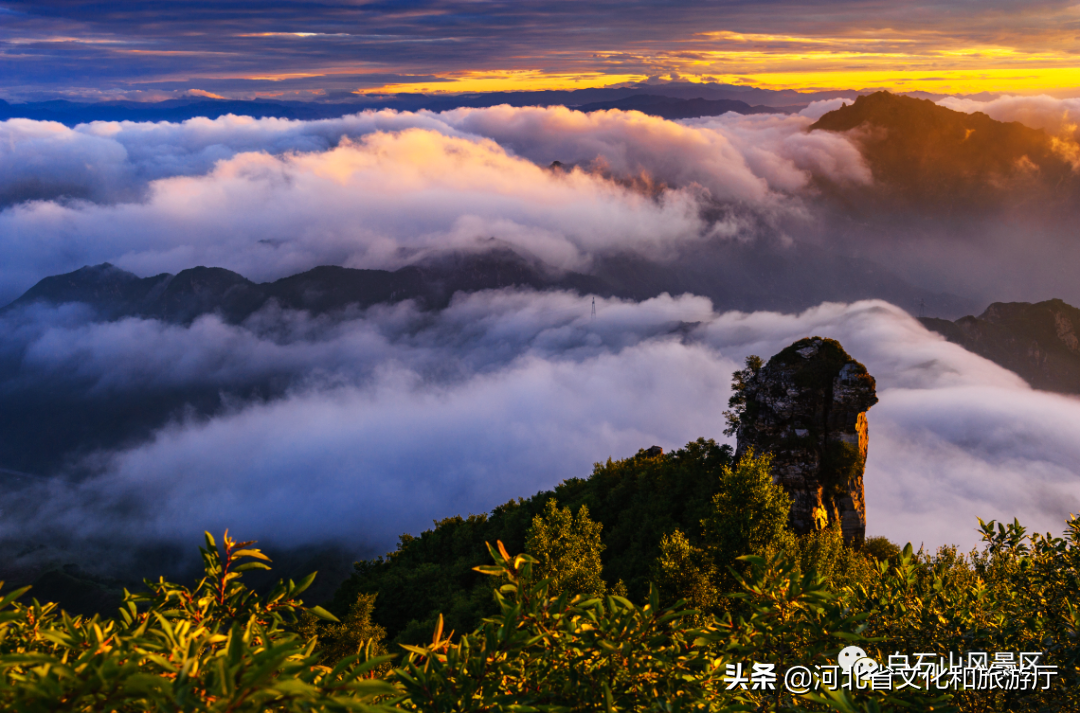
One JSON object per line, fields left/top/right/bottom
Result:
{"left": 734, "top": 337, "right": 878, "bottom": 543}
{"left": 921, "top": 298, "right": 1080, "bottom": 394}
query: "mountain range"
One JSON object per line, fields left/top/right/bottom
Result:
{"left": 6, "top": 90, "right": 1078, "bottom": 477}
{"left": 4, "top": 238, "right": 973, "bottom": 325}
{"left": 572, "top": 95, "right": 797, "bottom": 119}
{"left": 922, "top": 299, "right": 1080, "bottom": 394}
{"left": 4, "top": 88, "right": 1079, "bottom": 620}
{"left": 2, "top": 249, "right": 603, "bottom": 324}
{"left": 0, "top": 81, "right": 840, "bottom": 126}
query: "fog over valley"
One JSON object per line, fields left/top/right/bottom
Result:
{"left": 4, "top": 295, "right": 1080, "bottom": 566}
{"left": 3, "top": 93, "right": 1080, "bottom": 580}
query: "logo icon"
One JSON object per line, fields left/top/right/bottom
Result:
{"left": 837, "top": 645, "right": 879, "bottom": 681}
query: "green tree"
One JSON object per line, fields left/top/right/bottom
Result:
{"left": 299, "top": 592, "right": 388, "bottom": 669}
{"left": 723, "top": 354, "right": 763, "bottom": 436}
{"left": 760, "top": 519, "right": 876, "bottom": 592}
{"left": 861, "top": 534, "right": 902, "bottom": 563}
{"left": 333, "top": 438, "right": 733, "bottom": 642}
{"left": 703, "top": 450, "right": 794, "bottom": 576}
{"left": 525, "top": 499, "right": 607, "bottom": 596}
{"left": 653, "top": 528, "right": 720, "bottom": 620}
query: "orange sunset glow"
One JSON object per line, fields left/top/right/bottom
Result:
{"left": 4, "top": 1, "right": 1080, "bottom": 100}
{"left": 360, "top": 31, "right": 1080, "bottom": 96}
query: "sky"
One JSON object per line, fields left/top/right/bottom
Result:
{"left": 4, "top": 1, "right": 1080, "bottom": 101}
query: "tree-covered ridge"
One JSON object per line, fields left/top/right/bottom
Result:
{"left": 333, "top": 438, "right": 735, "bottom": 645}
{"left": 809, "top": 91, "right": 1079, "bottom": 211}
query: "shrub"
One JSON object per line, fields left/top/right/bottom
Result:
{"left": 0, "top": 531, "right": 396, "bottom": 712}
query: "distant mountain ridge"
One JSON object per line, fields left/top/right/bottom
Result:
{"left": 0, "top": 247, "right": 1047, "bottom": 481}
{"left": 4, "top": 240, "right": 976, "bottom": 325}
{"left": 573, "top": 95, "right": 796, "bottom": 119}
{"left": 922, "top": 298, "right": 1080, "bottom": 393}
{"left": 3, "top": 250, "right": 605, "bottom": 323}
{"left": 0, "top": 94, "right": 798, "bottom": 126}
{"left": 0, "top": 82, "right": 852, "bottom": 126}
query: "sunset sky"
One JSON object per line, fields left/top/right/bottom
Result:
{"left": 3, "top": 0, "right": 1080, "bottom": 101}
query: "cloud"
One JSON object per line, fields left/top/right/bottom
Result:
{"left": 0, "top": 105, "right": 869, "bottom": 209}
{"left": 1, "top": 100, "right": 1077, "bottom": 573}
{"left": 2, "top": 295, "right": 1077, "bottom": 568}
{"left": 0, "top": 111, "right": 470, "bottom": 207}
{"left": 16, "top": 98, "right": 1080, "bottom": 313}
{"left": 0, "top": 107, "right": 872, "bottom": 303}
{"left": 936, "top": 94, "right": 1080, "bottom": 137}
{"left": 936, "top": 94, "right": 1080, "bottom": 169}
{"left": 798, "top": 97, "right": 859, "bottom": 121}
{"left": 0, "top": 119, "right": 136, "bottom": 205}
{"left": 685, "top": 110, "right": 871, "bottom": 190}
{"left": 0, "top": 128, "right": 712, "bottom": 296}
{"left": 4, "top": 0, "right": 1080, "bottom": 99}
{"left": 437, "top": 105, "right": 775, "bottom": 201}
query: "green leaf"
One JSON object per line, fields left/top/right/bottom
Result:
{"left": 231, "top": 548, "right": 271, "bottom": 561}
{"left": 308, "top": 605, "right": 339, "bottom": 622}
{"left": 233, "top": 562, "right": 272, "bottom": 573}
{"left": 0, "top": 586, "right": 32, "bottom": 609}
{"left": 292, "top": 570, "right": 318, "bottom": 596}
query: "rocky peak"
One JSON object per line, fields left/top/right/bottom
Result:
{"left": 921, "top": 297, "right": 1080, "bottom": 392}
{"left": 808, "top": 90, "right": 1074, "bottom": 212}
{"left": 732, "top": 337, "right": 877, "bottom": 543}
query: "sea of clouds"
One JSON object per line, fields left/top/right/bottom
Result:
{"left": 0, "top": 102, "right": 869, "bottom": 304}
{"left": 1, "top": 99, "right": 1079, "bottom": 569}
{"left": 2, "top": 293, "right": 1078, "bottom": 560}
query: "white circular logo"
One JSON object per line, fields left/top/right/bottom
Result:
{"left": 837, "top": 646, "right": 867, "bottom": 673}
{"left": 838, "top": 645, "right": 879, "bottom": 681}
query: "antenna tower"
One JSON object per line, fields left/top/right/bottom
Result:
{"left": 591, "top": 296, "right": 597, "bottom": 320}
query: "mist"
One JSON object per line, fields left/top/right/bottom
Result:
{"left": 936, "top": 94, "right": 1080, "bottom": 143}
{"left": 2, "top": 294, "right": 1077, "bottom": 574}
{"left": 5, "top": 100, "right": 1080, "bottom": 311}
{"left": 0, "top": 103, "right": 868, "bottom": 306}
{"left": 3, "top": 100, "right": 1080, "bottom": 577}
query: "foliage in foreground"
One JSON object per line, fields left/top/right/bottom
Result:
{"left": 0, "top": 532, "right": 939, "bottom": 712}
{"left": 2, "top": 450, "right": 1078, "bottom": 711}
{"left": 392, "top": 541, "right": 954, "bottom": 712}
{"left": 2, "top": 516, "right": 1079, "bottom": 711}
{"left": 0, "top": 532, "right": 397, "bottom": 712}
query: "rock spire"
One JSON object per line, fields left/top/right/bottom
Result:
{"left": 730, "top": 337, "right": 878, "bottom": 544}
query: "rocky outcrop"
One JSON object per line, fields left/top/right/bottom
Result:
{"left": 921, "top": 298, "right": 1080, "bottom": 394}
{"left": 733, "top": 337, "right": 878, "bottom": 544}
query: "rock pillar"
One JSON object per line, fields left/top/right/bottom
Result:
{"left": 733, "top": 337, "right": 878, "bottom": 544}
